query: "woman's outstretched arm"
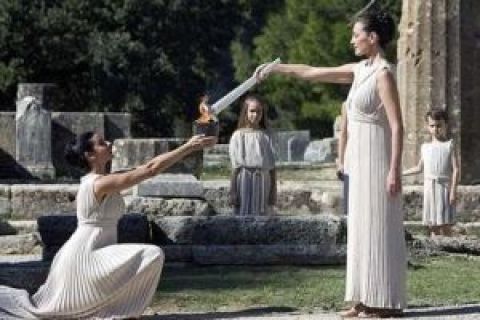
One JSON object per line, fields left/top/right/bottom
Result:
{"left": 258, "top": 63, "right": 356, "bottom": 84}
{"left": 94, "top": 135, "right": 216, "bottom": 199}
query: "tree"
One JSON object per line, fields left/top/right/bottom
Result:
{"left": 232, "top": 0, "right": 401, "bottom": 138}
{"left": 0, "top": 0, "right": 243, "bottom": 137}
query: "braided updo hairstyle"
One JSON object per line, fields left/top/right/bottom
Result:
{"left": 355, "top": 9, "right": 395, "bottom": 49}
{"left": 64, "top": 131, "right": 95, "bottom": 169}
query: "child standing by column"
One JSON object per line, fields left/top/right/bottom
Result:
{"left": 229, "top": 95, "right": 276, "bottom": 215}
{"left": 403, "top": 109, "right": 459, "bottom": 237}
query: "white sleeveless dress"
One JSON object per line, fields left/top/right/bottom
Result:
{"left": 421, "top": 140, "right": 455, "bottom": 225}
{"left": 0, "top": 173, "right": 164, "bottom": 319}
{"left": 344, "top": 60, "right": 407, "bottom": 309}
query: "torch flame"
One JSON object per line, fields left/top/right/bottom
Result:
{"left": 197, "top": 95, "right": 213, "bottom": 123}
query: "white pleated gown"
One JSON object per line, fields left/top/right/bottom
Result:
{"left": 229, "top": 128, "right": 276, "bottom": 215}
{"left": 421, "top": 140, "right": 456, "bottom": 225}
{"left": 344, "top": 60, "right": 407, "bottom": 309}
{"left": 0, "top": 173, "right": 164, "bottom": 319}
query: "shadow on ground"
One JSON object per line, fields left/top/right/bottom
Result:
{"left": 405, "top": 304, "right": 480, "bottom": 318}
{"left": 142, "top": 306, "right": 298, "bottom": 319}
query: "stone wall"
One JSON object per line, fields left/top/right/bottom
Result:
{"left": 51, "top": 112, "right": 131, "bottom": 178}
{"left": 2, "top": 182, "right": 480, "bottom": 222}
{"left": 0, "top": 112, "right": 130, "bottom": 179}
{"left": 0, "top": 113, "right": 16, "bottom": 161}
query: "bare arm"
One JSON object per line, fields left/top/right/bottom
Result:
{"left": 450, "top": 142, "right": 460, "bottom": 205}
{"left": 95, "top": 136, "right": 215, "bottom": 199}
{"left": 377, "top": 69, "right": 404, "bottom": 196}
{"left": 337, "top": 102, "right": 348, "bottom": 172}
{"left": 402, "top": 158, "right": 423, "bottom": 176}
{"left": 265, "top": 63, "right": 356, "bottom": 84}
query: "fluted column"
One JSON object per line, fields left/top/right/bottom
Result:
{"left": 397, "top": 0, "right": 462, "bottom": 183}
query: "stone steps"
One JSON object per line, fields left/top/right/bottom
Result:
{"left": 2, "top": 218, "right": 480, "bottom": 244}
{"left": 0, "top": 254, "right": 49, "bottom": 293}
{"left": 404, "top": 221, "right": 480, "bottom": 238}
{"left": 0, "top": 233, "right": 42, "bottom": 255}
{"left": 1, "top": 181, "right": 480, "bottom": 221}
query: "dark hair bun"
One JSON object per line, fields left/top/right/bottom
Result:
{"left": 374, "top": 10, "right": 395, "bottom": 47}
{"left": 357, "top": 9, "right": 395, "bottom": 48}
{"left": 63, "top": 131, "right": 95, "bottom": 169}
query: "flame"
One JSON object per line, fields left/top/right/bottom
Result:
{"left": 197, "top": 95, "right": 213, "bottom": 123}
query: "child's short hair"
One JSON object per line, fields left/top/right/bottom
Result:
{"left": 425, "top": 108, "right": 448, "bottom": 122}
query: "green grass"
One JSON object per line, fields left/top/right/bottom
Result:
{"left": 152, "top": 256, "right": 480, "bottom": 313}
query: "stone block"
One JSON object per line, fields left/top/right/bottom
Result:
{"left": 0, "top": 259, "right": 50, "bottom": 293}
{"left": 16, "top": 94, "right": 55, "bottom": 179}
{"left": 51, "top": 112, "right": 105, "bottom": 178}
{"left": 0, "top": 112, "right": 16, "bottom": 176}
{"left": 202, "top": 180, "right": 343, "bottom": 216}
{"left": 38, "top": 214, "right": 151, "bottom": 259}
{"left": 10, "top": 184, "right": 78, "bottom": 219}
{"left": 3, "top": 220, "right": 38, "bottom": 235}
{"left": 151, "top": 215, "right": 346, "bottom": 246}
{"left": 0, "top": 233, "right": 42, "bottom": 254}
{"left": 162, "top": 245, "right": 193, "bottom": 262}
{"left": 0, "top": 221, "right": 17, "bottom": 235}
{"left": 126, "top": 196, "right": 215, "bottom": 216}
{"left": 273, "top": 131, "right": 310, "bottom": 161}
{"left": 411, "top": 235, "right": 480, "bottom": 256}
{"left": 134, "top": 174, "right": 204, "bottom": 198}
{"left": 287, "top": 135, "right": 310, "bottom": 162}
{"left": 112, "top": 138, "right": 203, "bottom": 178}
{"left": 0, "top": 185, "right": 11, "bottom": 216}
{"left": 203, "top": 144, "right": 230, "bottom": 169}
{"left": 202, "top": 180, "right": 231, "bottom": 214}
{"left": 104, "top": 113, "right": 131, "bottom": 140}
{"left": 304, "top": 138, "right": 338, "bottom": 163}
{"left": 192, "top": 244, "right": 346, "bottom": 265}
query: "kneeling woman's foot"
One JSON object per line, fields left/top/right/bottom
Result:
{"left": 359, "top": 308, "right": 403, "bottom": 318}
{"left": 339, "top": 303, "right": 366, "bottom": 318}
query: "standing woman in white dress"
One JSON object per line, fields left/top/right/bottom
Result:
{"left": 229, "top": 95, "right": 277, "bottom": 215}
{"left": 0, "top": 132, "right": 216, "bottom": 319}
{"left": 256, "top": 9, "right": 406, "bottom": 318}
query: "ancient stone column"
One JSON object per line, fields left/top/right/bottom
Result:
{"left": 16, "top": 83, "right": 56, "bottom": 179}
{"left": 397, "top": 0, "right": 465, "bottom": 183}
{"left": 458, "top": 0, "right": 480, "bottom": 184}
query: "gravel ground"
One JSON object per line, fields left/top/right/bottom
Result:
{"left": 145, "top": 304, "right": 480, "bottom": 319}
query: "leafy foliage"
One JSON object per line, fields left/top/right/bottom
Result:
{"left": 0, "top": 0, "right": 401, "bottom": 139}
{"left": 233, "top": 0, "right": 401, "bottom": 138}
{"left": 0, "top": 0, "right": 242, "bottom": 137}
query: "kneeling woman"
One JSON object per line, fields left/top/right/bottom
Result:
{"left": 0, "top": 132, "right": 216, "bottom": 319}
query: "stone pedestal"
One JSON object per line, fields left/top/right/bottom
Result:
{"left": 273, "top": 130, "right": 310, "bottom": 162}
{"left": 133, "top": 173, "right": 204, "bottom": 198}
{"left": 15, "top": 84, "right": 56, "bottom": 179}
{"left": 398, "top": 0, "right": 480, "bottom": 184}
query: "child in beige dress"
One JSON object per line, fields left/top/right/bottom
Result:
{"left": 403, "top": 109, "right": 459, "bottom": 237}
{"left": 229, "top": 95, "right": 276, "bottom": 215}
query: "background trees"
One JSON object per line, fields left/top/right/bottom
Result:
{"left": 0, "top": 0, "right": 400, "bottom": 139}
